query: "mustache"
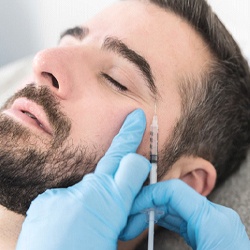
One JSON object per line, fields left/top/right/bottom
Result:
{"left": 1, "top": 83, "right": 71, "bottom": 147}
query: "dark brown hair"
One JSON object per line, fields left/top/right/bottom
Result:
{"left": 145, "top": 0, "right": 250, "bottom": 185}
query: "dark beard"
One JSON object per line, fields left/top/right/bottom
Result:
{"left": 0, "top": 84, "right": 99, "bottom": 215}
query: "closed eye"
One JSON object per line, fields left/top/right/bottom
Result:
{"left": 101, "top": 72, "right": 128, "bottom": 92}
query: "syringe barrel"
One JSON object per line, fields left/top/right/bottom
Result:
{"left": 150, "top": 116, "right": 158, "bottom": 163}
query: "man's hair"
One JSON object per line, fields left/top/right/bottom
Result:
{"left": 144, "top": 0, "right": 250, "bottom": 185}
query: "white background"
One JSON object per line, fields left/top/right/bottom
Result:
{"left": 0, "top": 0, "right": 249, "bottom": 66}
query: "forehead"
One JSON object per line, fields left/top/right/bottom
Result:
{"left": 84, "top": 0, "right": 211, "bottom": 87}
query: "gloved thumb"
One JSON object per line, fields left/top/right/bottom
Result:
{"left": 95, "top": 109, "right": 147, "bottom": 176}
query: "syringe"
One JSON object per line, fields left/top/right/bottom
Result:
{"left": 148, "top": 104, "right": 158, "bottom": 250}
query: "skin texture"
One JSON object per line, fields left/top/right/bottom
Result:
{"left": 0, "top": 1, "right": 216, "bottom": 249}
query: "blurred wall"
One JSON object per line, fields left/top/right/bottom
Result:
{"left": 0, "top": 1, "right": 39, "bottom": 66}
{"left": 209, "top": 0, "right": 250, "bottom": 61}
{"left": 0, "top": 0, "right": 249, "bottom": 66}
{"left": 0, "top": 0, "right": 116, "bottom": 66}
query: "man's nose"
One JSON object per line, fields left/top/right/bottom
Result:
{"left": 32, "top": 47, "right": 77, "bottom": 100}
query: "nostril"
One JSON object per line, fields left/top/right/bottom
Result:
{"left": 42, "top": 72, "right": 59, "bottom": 89}
{"left": 51, "top": 74, "right": 59, "bottom": 89}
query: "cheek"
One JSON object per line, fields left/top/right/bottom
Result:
{"left": 63, "top": 98, "right": 136, "bottom": 153}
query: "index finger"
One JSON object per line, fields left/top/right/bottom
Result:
{"left": 95, "top": 109, "right": 146, "bottom": 176}
{"left": 131, "top": 179, "right": 206, "bottom": 220}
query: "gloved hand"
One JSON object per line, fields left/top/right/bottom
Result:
{"left": 16, "top": 109, "right": 151, "bottom": 250}
{"left": 121, "top": 179, "right": 250, "bottom": 250}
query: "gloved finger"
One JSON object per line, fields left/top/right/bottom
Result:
{"left": 157, "top": 214, "right": 186, "bottom": 234}
{"left": 119, "top": 212, "right": 148, "bottom": 241}
{"left": 121, "top": 211, "right": 186, "bottom": 241}
{"left": 130, "top": 179, "right": 206, "bottom": 224}
{"left": 114, "top": 153, "right": 151, "bottom": 210}
{"left": 95, "top": 109, "right": 146, "bottom": 176}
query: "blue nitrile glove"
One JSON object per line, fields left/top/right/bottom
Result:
{"left": 16, "top": 109, "right": 151, "bottom": 250}
{"left": 121, "top": 179, "right": 250, "bottom": 250}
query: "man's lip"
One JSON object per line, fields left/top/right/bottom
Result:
{"left": 3, "top": 98, "right": 53, "bottom": 135}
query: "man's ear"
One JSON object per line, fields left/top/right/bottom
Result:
{"left": 162, "top": 156, "right": 217, "bottom": 196}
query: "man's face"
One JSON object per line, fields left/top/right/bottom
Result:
{"left": 32, "top": 0, "right": 211, "bottom": 156}
{"left": 0, "top": 0, "right": 211, "bottom": 213}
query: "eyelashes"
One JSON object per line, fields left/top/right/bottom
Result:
{"left": 101, "top": 72, "right": 128, "bottom": 92}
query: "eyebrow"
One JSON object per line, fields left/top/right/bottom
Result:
{"left": 60, "top": 26, "right": 157, "bottom": 96}
{"left": 102, "top": 37, "right": 157, "bottom": 95}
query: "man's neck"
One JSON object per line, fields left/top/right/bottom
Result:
{"left": 0, "top": 205, "right": 24, "bottom": 250}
